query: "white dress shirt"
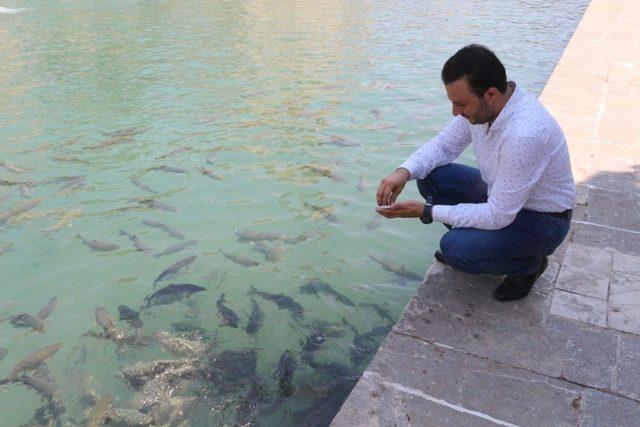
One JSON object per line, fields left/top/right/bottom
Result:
{"left": 399, "top": 83, "right": 576, "bottom": 230}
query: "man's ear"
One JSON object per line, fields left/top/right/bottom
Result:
{"left": 484, "top": 87, "right": 501, "bottom": 103}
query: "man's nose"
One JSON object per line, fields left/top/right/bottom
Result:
{"left": 452, "top": 105, "right": 461, "bottom": 116}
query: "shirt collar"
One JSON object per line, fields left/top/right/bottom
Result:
{"left": 488, "top": 81, "right": 521, "bottom": 131}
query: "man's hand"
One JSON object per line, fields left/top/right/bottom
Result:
{"left": 375, "top": 200, "right": 424, "bottom": 219}
{"left": 376, "top": 168, "right": 410, "bottom": 206}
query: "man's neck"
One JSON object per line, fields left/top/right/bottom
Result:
{"left": 488, "top": 83, "right": 515, "bottom": 129}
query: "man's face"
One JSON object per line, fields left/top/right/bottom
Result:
{"left": 445, "top": 78, "right": 494, "bottom": 125}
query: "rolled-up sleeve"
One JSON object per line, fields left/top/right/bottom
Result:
{"left": 399, "top": 115, "right": 472, "bottom": 180}
{"left": 432, "top": 136, "right": 550, "bottom": 230}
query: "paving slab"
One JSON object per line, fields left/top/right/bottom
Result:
{"left": 613, "top": 251, "right": 640, "bottom": 275}
{"left": 608, "top": 291, "right": 640, "bottom": 335}
{"left": 549, "top": 290, "right": 608, "bottom": 327}
{"left": 586, "top": 188, "right": 640, "bottom": 231}
{"left": 615, "top": 334, "right": 640, "bottom": 401}
{"left": 555, "top": 243, "right": 611, "bottom": 299}
{"left": 572, "top": 222, "right": 640, "bottom": 256}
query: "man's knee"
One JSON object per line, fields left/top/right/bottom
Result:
{"left": 439, "top": 230, "right": 479, "bottom": 273}
{"left": 417, "top": 165, "right": 449, "bottom": 200}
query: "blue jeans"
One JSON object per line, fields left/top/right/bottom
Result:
{"left": 417, "top": 163, "right": 570, "bottom": 277}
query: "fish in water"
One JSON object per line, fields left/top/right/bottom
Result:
{"left": 196, "top": 166, "right": 223, "bottom": 180}
{"left": 366, "top": 214, "right": 382, "bottom": 231}
{"left": 155, "top": 147, "right": 191, "bottom": 160}
{"left": 277, "top": 350, "right": 296, "bottom": 397}
{"left": 119, "top": 229, "right": 152, "bottom": 254}
{"left": 359, "top": 302, "right": 395, "bottom": 324}
{"left": 86, "top": 393, "right": 113, "bottom": 427}
{"left": 148, "top": 165, "right": 188, "bottom": 174}
{"left": 0, "top": 199, "right": 42, "bottom": 225}
{"left": 321, "top": 134, "right": 362, "bottom": 147}
{"left": 77, "top": 234, "right": 120, "bottom": 252}
{"left": 155, "top": 239, "right": 198, "bottom": 258}
{"left": 247, "top": 286, "right": 304, "bottom": 319}
{"left": 143, "top": 283, "right": 206, "bottom": 308}
{"left": 130, "top": 177, "right": 157, "bottom": 194}
{"left": 138, "top": 198, "right": 178, "bottom": 212}
{"left": 0, "top": 347, "right": 7, "bottom": 361}
{"left": 300, "top": 280, "right": 355, "bottom": 306}
{"left": 302, "top": 201, "right": 339, "bottom": 223}
{"left": 357, "top": 171, "right": 369, "bottom": 192}
{"left": 104, "top": 126, "right": 149, "bottom": 138}
{"left": 18, "top": 374, "right": 62, "bottom": 404}
{"left": 245, "top": 300, "right": 263, "bottom": 335}
{"left": 216, "top": 294, "right": 239, "bottom": 328}
{"left": 0, "top": 160, "right": 30, "bottom": 174}
{"left": 153, "top": 255, "right": 197, "bottom": 286}
{"left": 302, "top": 165, "right": 348, "bottom": 184}
{"left": 94, "top": 307, "right": 126, "bottom": 340}
{"left": 10, "top": 343, "right": 63, "bottom": 378}
{"left": 235, "top": 230, "right": 282, "bottom": 242}
{"left": 48, "top": 210, "right": 81, "bottom": 231}
{"left": 142, "top": 218, "right": 185, "bottom": 240}
{"left": 368, "top": 254, "right": 422, "bottom": 281}
{"left": 220, "top": 251, "right": 260, "bottom": 267}
{"left": 251, "top": 242, "right": 284, "bottom": 262}
{"left": 118, "top": 305, "right": 143, "bottom": 329}
{"left": 10, "top": 313, "right": 46, "bottom": 332}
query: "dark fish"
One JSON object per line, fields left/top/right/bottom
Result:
{"left": 301, "top": 201, "right": 339, "bottom": 223}
{"left": 300, "top": 280, "right": 355, "bottom": 307}
{"left": 0, "top": 199, "right": 42, "bottom": 225}
{"left": 155, "top": 239, "right": 198, "bottom": 258}
{"left": 245, "top": 300, "right": 263, "bottom": 335}
{"left": 18, "top": 375, "right": 61, "bottom": 404}
{"left": 11, "top": 343, "right": 63, "bottom": 377}
{"left": 142, "top": 218, "right": 185, "bottom": 240}
{"left": 139, "top": 198, "right": 178, "bottom": 212}
{"left": 94, "top": 307, "right": 126, "bottom": 340}
{"left": 0, "top": 347, "right": 7, "bottom": 361}
{"left": 143, "top": 283, "right": 205, "bottom": 308}
{"left": 36, "top": 297, "right": 58, "bottom": 321}
{"left": 118, "top": 305, "right": 143, "bottom": 329}
{"left": 87, "top": 393, "right": 113, "bottom": 427}
{"left": 277, "top": 350, "right": 296, "bottom": 397}
{"left": 148, "top": 165, "right": 188, "bottom": 174}
{"left": 235, "top": 230, "right": 282, "bottom": 242}
{"left": 359, "top": 302, "right": 394, "bottom": 324}
{"left": 153, "top": 255, "right": 197, "bottom": 286}
{"left": 57, "top": 176, "right": 84, "bottom": 192}
{"left": 247, "top": 286, "right": 304, "bottom": 319}
{"left": 155, "top": 147, "right": 191, "bottom": 160}
{"left": 77, "top": 234, "right": 120, "bottom": 252}
{"left": 216, "top": 294, "right": 239, "bottom": 328}
{"left": 119, "top": 229, "right": 152, "bottom": 254}
{"left": 10, "top": 313, "right": 46, "bottom": 332}
{"left": 221, "top": 251, "right": 260, "bottom": 267}
{"left": 251, "top": 242, "right": 283, "bottom": 262}
{"left": 130, "top": 177, "right": 157, "bottom": 194}
{"left": 368, "top": 254, "right": 422, "bottom": 281}
{"left": 104, "top": 126, "right": 149, "bottom": 138}
{"left": 196, "top": 166, "right": 223, "bottom": 180}
{"left": 321, "top": 134, "right": 362, "bottom": 147}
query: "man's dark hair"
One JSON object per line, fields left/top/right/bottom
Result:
{"left": 441, "top": 44, "right": 507, "bottom": 98}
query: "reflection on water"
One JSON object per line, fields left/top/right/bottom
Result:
{"left": 0, "top": 0, "right": 588, "bottom": 425}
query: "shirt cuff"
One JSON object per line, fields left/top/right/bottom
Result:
{"left": 397, "top": 160, "right": 420, "bottom": 180}
{"left": 432, "top": 205, "right": 453, "bottom": 225}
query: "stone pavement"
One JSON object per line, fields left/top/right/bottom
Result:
{"left": 332, "top": 0, "right": 640, "bottom": 425}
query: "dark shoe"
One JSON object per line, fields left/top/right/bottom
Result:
{"left": 493, "top": 257, "right": 548, "bottom": 302}
{"left": 434, "top": 250, "right": 448, "bottom": 265}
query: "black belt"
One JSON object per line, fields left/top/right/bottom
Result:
{"left": 523, "top": 209, "right": 573, "bottom": 219}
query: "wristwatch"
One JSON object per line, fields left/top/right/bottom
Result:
{"left": 420, "top": 203, "right": 433, "bottom": 224}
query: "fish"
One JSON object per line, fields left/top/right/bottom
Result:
{"left": 300, "top": 280, "right": 355, "bottom": 306}
{"left": 0, "top": 347, "right": 7, "bottom": 361}
{"left": 130, "top": 177, "right": 157, "bottom": 194}
{"left": 302, "top": 165, "right": 347, "bottom": 184}
{"left": 153, "top": 255, "right": 197, "bottom": 286}
{"left": 57, "top": 176, "right": 85, "bottom": 192}
{"left": 366, "top": 214, "right": 382, "bottom": 231}
{"left": 0, "top": 179, "right": 25, "bottom": 186}
{"left": 235, "top": 230, "right": 282, "bottom": 242}
{"left": 0, "top": 160, "right": 30, "bottom": 174}
{"left": 148, "top": 165, "right": 188, "bottom": 174}
{"left": 77, "top": 234, "right": 120, "bottom": 251}
{"left": 95, "top": 307, "right": 126, "bottom": 339}
{"left": 10, "top": 343, "right": 63, "bottom": 377}
{"left": 9, "top": 313, "right": 46, "bottom": 332}
{"left": 245, "top": 300, "right": 263, "bottom": 335}
{"left": 36, "top": 297, "right": 58, "bottom": 321}
{"left": 142, "top": 218, "right": 185, "bottom": 240}
{"left": 139, "top": 198, "right": 178, "bottom": 212}
{"left": 359, "top": 302, "right": 394, "bottom": 324}
{"left": 251, "top": 242, "right": 284, "bottom": 262}
{"left": 216, "top": 294, "right": 239, "bottom": 328}
{"left": 105, "top": 408, "right": 153, "bottom": 426}
{"left": 18, "top": 375, "right": 61, "bottom": 404}
{"left": 303, "top": 201, "right": 339, "bottom": 223}
{"left": 196, "top": 166, "right": 223, "bottom": 180}
{"left": 118, "top": 229, "right": 152, "bottom": 254}
{"left": 143, "top": 283, "right": 206, "bottom": 308}
{"left": 357, "top": 171, "right": 369, "bottom": 192}
{"left": 277, "top": 350, "right": 296, "bottom": 397}
{"left": 118, "top": 305, "right": 143, "bottom": 329}
{"left": 48, "top": 210, "right": 81, "bottom": 231}
{"left": 0, "top": 199, "right": 42, "bottom": 225}
{"left": 205, "top": 152, "right": 216, "bottom": 165}
{"left": 153, "top": 331, "right": 205, "bottom": 357}
{"left": 86, "top": 394, "right": 113, "bottom": 427}
{"left": 220, "top": 251, "right": 260, "bottom": 267}
{"left": 368, "top": 254, "right": 423, "bottom": 281}
{"left": 155, "top": 147, "right": 191, "bottom": 160}
{"left": 247, "top": 286, "right": 304, "bottom": 319}
{"left": 321, "top": 134, "right": 362, "bottom": 147}
{"left": 155, "top": 239, "right": 198, "bottom": 258}
{"left": 371, "top": 109, "right": 381, "bottom": 120}
{"left": 104, "top": 126, "right": 149, "bottom": 138}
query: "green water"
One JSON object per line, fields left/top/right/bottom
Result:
{"left": 1, "top": 1, "right": 588, "bottom": 425}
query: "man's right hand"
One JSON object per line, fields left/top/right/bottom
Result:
{"left": 376, "top": 168, "right": 410, "bottom": 206}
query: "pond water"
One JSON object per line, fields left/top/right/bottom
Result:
{"left": 0, "top": 1, "right": 588, "bottom": 425}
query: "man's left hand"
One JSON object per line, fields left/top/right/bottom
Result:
{"left": 375, "top": 200, "right": 425, "bottom": 219}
